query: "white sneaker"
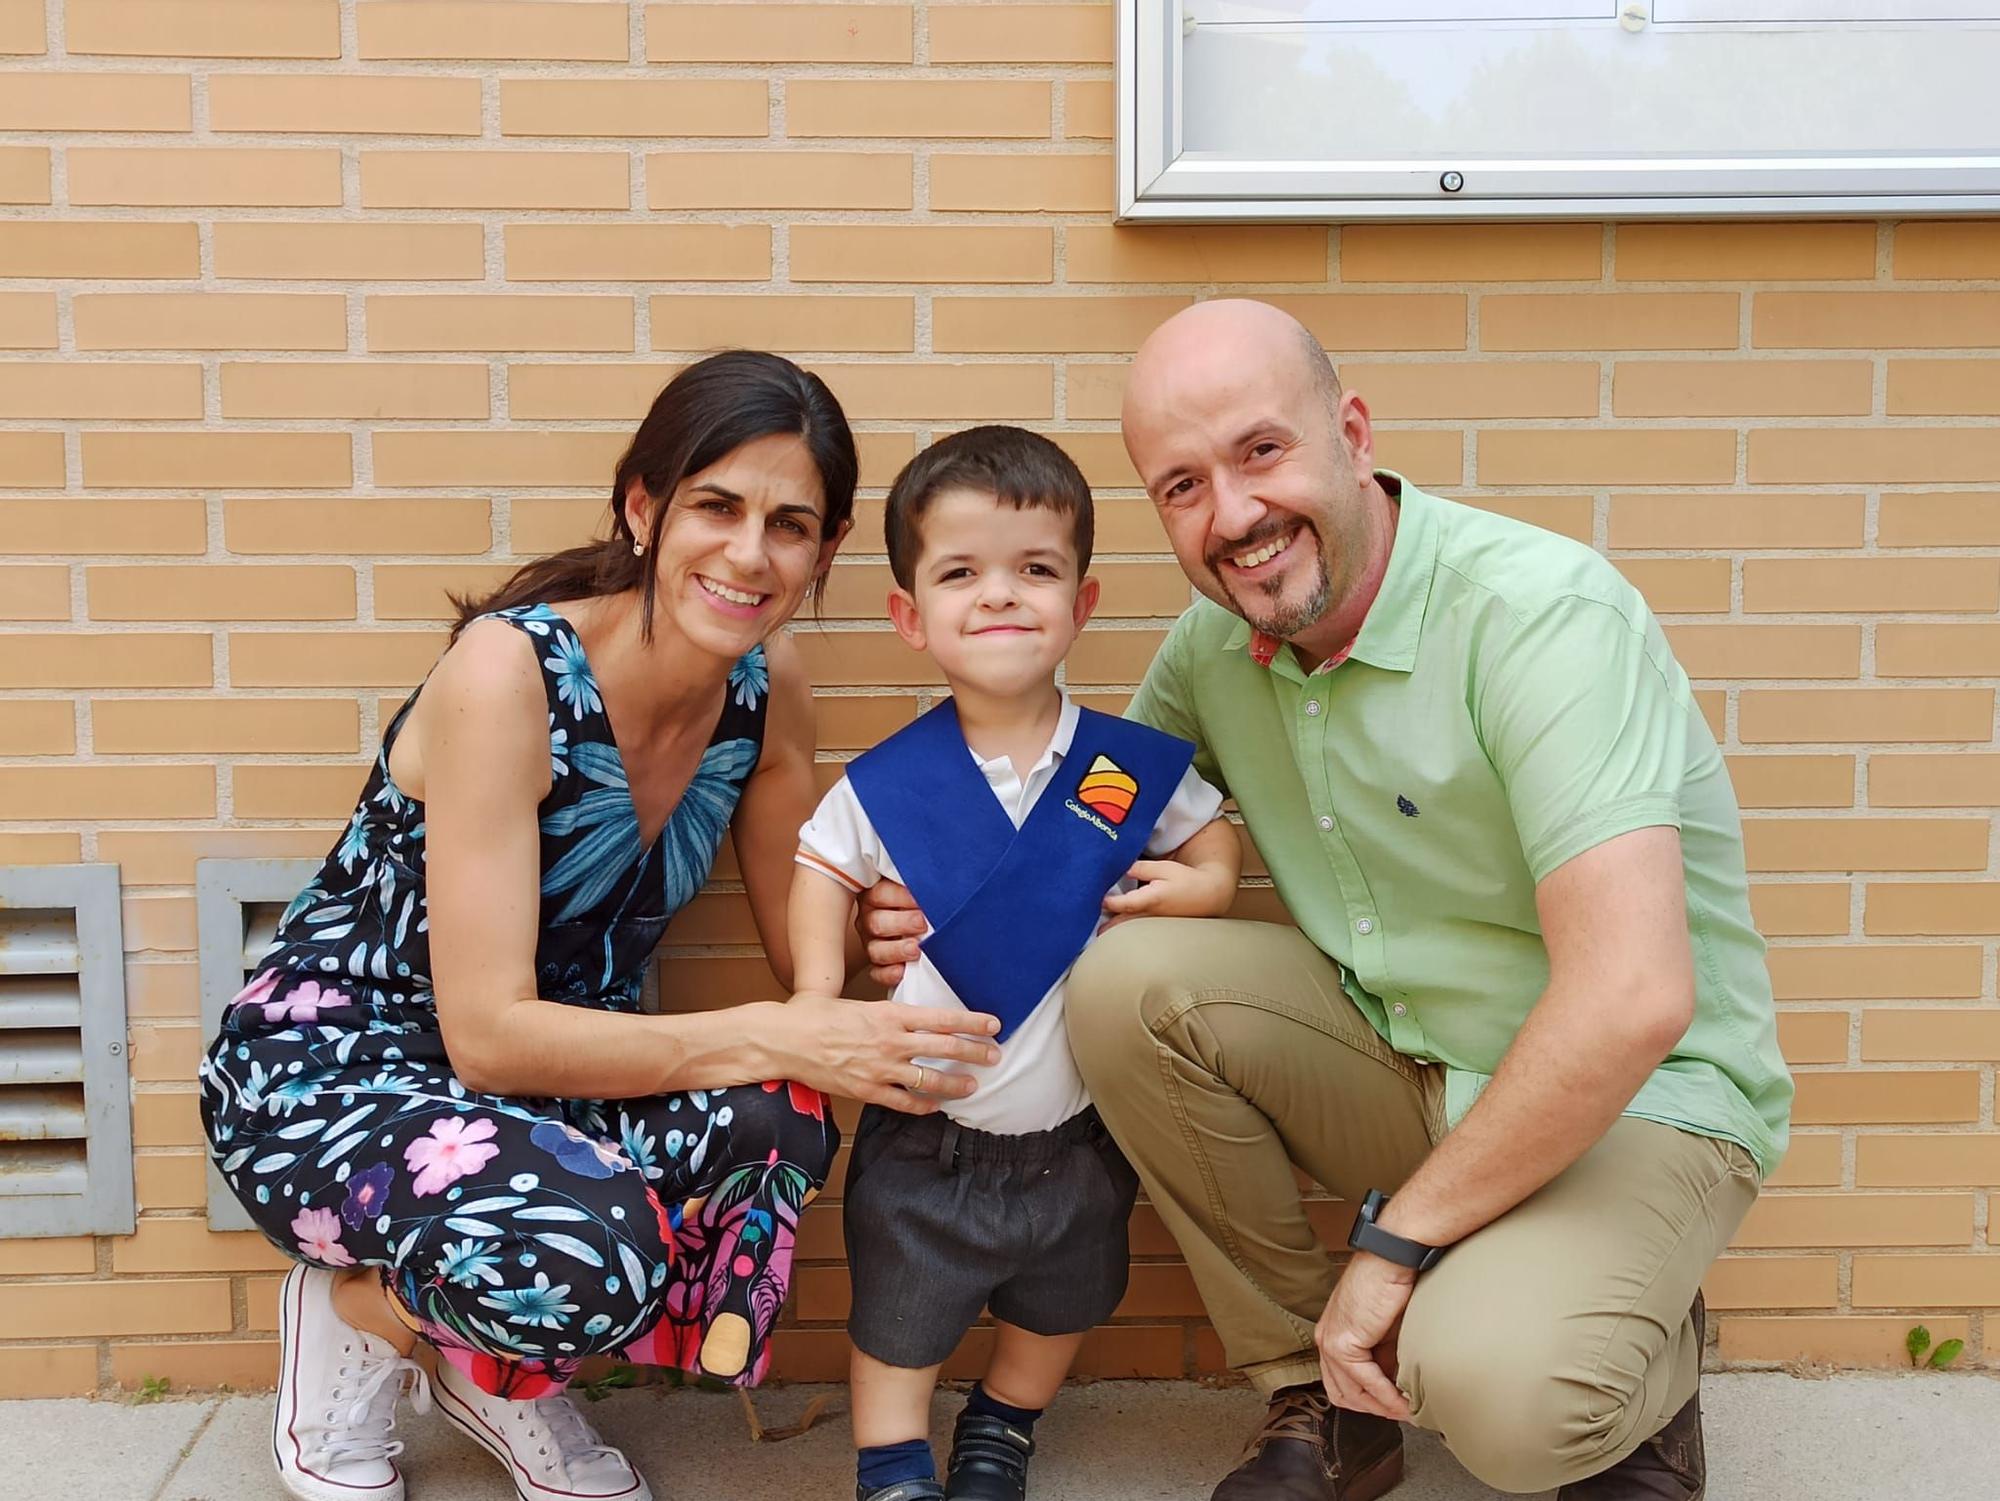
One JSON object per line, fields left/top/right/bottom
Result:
{"left": 273, "top": 1264, "right": 432, "bottom": 1501}
{"left": 433, "top": 1356, "right": 652, "bottom": 1501}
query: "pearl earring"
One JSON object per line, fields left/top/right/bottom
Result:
{"left": 632, "top": 541, "right": 644, "bottom": 557}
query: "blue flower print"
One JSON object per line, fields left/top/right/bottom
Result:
{"left": 335, "top": 808, "right": 372, "bottom": 873}
{"left": 481, "top": 1272, "right": 578, "bottom": 1330}
{"left": 549, "top": 715, "right": 570, "bottom": 780}
{"left": 437, "top": 1238, "right": 506, "bottom": 1289}
{"left": 543, "top": 632, "right": 603, "bottom": 721}
{"left": 341, "top": 1161, "right": 395, "bottom": 1230}
{"left": 530, "top": 1119, "right": 628, "bottom": 1179}
{"left": 728, "top": 647, "right": 768, "bottom": 711}
{"left": 617, "top": 1112, "right": 662, "bottom": 1182}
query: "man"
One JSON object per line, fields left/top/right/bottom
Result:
{"left": 863, "top": 299, "right": 1791, "bottom": 1500}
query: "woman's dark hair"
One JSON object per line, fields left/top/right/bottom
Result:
{"left": 452, "top": 350, "right": 857, "bottom": 641}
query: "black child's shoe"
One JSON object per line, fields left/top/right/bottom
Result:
{"left": 943, "top": 1410, "right": 1035, "bottom": 1501}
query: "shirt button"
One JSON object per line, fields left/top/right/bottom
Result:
{"left": 1317, "top": 815, "right": 1334, "bottom": 832}
{"left": 1304, "top": 700, "right": 1322, "bottom": 717}
{"left": 1356, "top": 917, "right": 1374, "bottom": 935}
{"left": 1391, "top": 1002, "right": 1408, "bottom": 1017}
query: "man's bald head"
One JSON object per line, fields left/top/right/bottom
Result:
{"left": 1124, "top": 299, "right": 1340, "bottom": 440}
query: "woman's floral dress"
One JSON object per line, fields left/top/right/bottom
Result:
{"left": 199, "top": 604, "right": 836, "bottom": 1397}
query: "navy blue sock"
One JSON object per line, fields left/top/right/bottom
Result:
{"left": 858, "top": 1438, "right": 936, "bottom": 1493}
{"left": 966, "top": 1383, "right": 1043, "bottom": 1432}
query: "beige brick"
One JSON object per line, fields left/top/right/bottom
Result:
{"left": 82, "top": 432, "right": 353, "bottom": 489}
{"left": 374, "top": 563, "right": 514, "bottom": 620}
{"left": 1865, "top": 881, "right": 2000, "bottom": 937}
{"left": 367, "top": 295, "right": 633, "bottom": 353}
{"left": 221, "top": 362, "right": 489, "bottom": 420}
{"left": 1895, "top": 220, "right": 2000, "bottom": 279}
{"left": 0, "top": 830, "right": 84, "bottom": 861}
{"left": 1863, "top": 1010, "right": 2000, "bottom": 1063}
{"left": 360, "top": 1, "right": 627, "bottom": 60}
{"left": 1341, "top": 223, "right": 1601, "bottom": 282}
{"left": 113, "top": 1219, "right": 290, "bottom": 1274}
{"left": 134, "top": 1153, "right": 213, "bottom": 1210}
{"left": 1768, "top": 945, "right": 1982, "bottom": 1001}
{"left": 506, "top": 363, "right": 683, "bottom": 420}
{"left": 0, "top": 72, "right": 190, "bottom": 130}
{"left": 1878, "top": 623, "right": 2000, "bottom": 677}
{"left": 1743, "top": 557, "right": 2000, "bottom": 614}
{"left": 1344, "top": 362, "right": 1598, "bottom": 420}
{"left": 1750, "top": 427, "right": 2000, "bottom": 485}
{"left": 1608, "top": 493, "right": 1864, "bottom": 550}
{"left": 795, "top": 630, "right": 943, "bottom": 687}
{"left": 1856, "top": 1134, "right": 2000, "bottom": 1188}
{"left": 1667, "top": 625, "right": 1858, "bottom": 681}
{"left": 74, "top": 293, "right": 346, "bottom": 352}
{"left": 95, "top": 698, "right": 358, "bottom": 753}
{"left": 812, "top": 694, "right": 919, "bottom": 750}
{"left": 1479, "top": 430, "right": 1735, "bottom": 486}
{"left": 89, "top": 564, "right": 355, "bottom": 622}
{"left": 125, "top": 961, "right": 198, "bottom": 1015}
{"left": 373, "top": 430, "right": 624, "bottom": 487}
{"left": 1063, "top": 81, "right": 1112, "bottom": 140}
{"left": 363, "top": 151, "right": 627, "bottom": 210}
{"left": 69, "top": 148, "right": 341, "bottom": 207}
{"left": 0, "top": 146, "right": 49, "bottom": 204}
{"left": 246, "top": 1274, "right": 284, "bottom": 1329}
{"left": 0, "top": 1277, "right": 233, "bottom": 1338}
{"left": 68, "top": 0, "right": 338, "bottom": 57}
{"left": 1887, "top": 359, "right": 2000, "bottom": 417}
{"left": 1615, "top": 222, "right": 1877, "bottom": 282}
{"left": 0, "top": 0, "right": 44, "bottom": 53}
{"left": 1730, "top": 756, "right": 1855, "bottom": 809}
{"left": 1734, "top": 1192, "right": 1973, "bottom": 1248}
{"left": 855, "top": 434, "right": 915, "bottom": 489}
{"left": 646, "top": 151, "right": 911, "bottom": 211}
{"left": 0, "top": 700, "right": 75, "bottom": 755}
{"left": 1066, "top": 226, "right": 1330, "bottom": 285}
{"left": 1065, "top": 628, "right": 1169, "bottom": 685}
{"left": 1614, "top": 360, "right": 1871, "bottom": 418}
{"left": 227, "top": 497, "right": 489, "bottom": 555}
{"left": 0, "top": 431, "right": 68, "bottom": 487}
{"left": 0, "top": 764, "right": 213, "bottom": 819}
{"left": 930, "top": 3, "right": 1110, "bottom": 62}
{"left": 0, "top": 565, "right": 71, "bottom": 620}
{"left": 510, "top": 497, "right": 610, "bottom": 554}
{"left": 1738, "top": 688, "right": 1993, "bottom": 745}
{"left": 501, "top": 79, "right": 767, "bottom": 138}
{"left": 0, "top": 363, "right": 202, "bottom": 421}
{"left": 815, "top": 363, "right": 1053, "bottom": 422}
{"left": 0, "top": 1349, "right": 97, "bottom": 1400}
{"left": 651, "top": 295, "right": 914, "bottom": 354}
{"left": 235, "top": 763, "right": 371, "bottom": 819}
{"left": 791, "top": 226, "right": 1050, "bottom": 285}
{"left": 131, "top": 1013, "right": 201, "bottom": 1071}
{"left": 1755, "top": 291, "right": 2000, "bottom": 349}
{"left": 111, "top": 1340, "right": 278, "bottom": 1394}
{"left": 212, "top": 222, "right": 484, "bottom": 281}
{"left": 1482, "top": 293, "right": 1740, "bottom": 352}
{"left": 934, "top": 295, "right": 1189, "bottom": 354}
{"left": 1778, "top": 1010, "right": 1848, "bottom": 1065}
{"left": 0, "top": 221, "right": 199, "bottom": 279}
{"left": 930, "top": 153, "right": 1112, "bottom": 213}
{"left": 1748, "top": 881, "right": 1851, "bottom": 935}
{"left": 0, "top": 291, "right": 56, "bottom": 349}
{"left": 787, "top": 80, "right": 1050, "bottom": 139}
{"left": 0, "top": 1235, "right": 96, "bottom": 1275}
{"left": 0, "top": 632, "right": 211, "bottom": 688}
{"left": 210, "top": 74, "right": 481, "bottom": 135}
{"left": 1743, "top": 818, "right": 1989, "bottom": 873}
{"left": 132, "top": 1090, "right": 202, "bottom": 1147}
{"left": 1372, "top": 431, "right": 1465, "bottom": 489}
{"left": 231, "top": 630, "right": 444, "bottom": 688}
{"left": 505, "top": 224, "right": 768, "bottom": 282}
{"left": 0, "top": 498, "right": 205, "bottom": 555}
{"left": 1852, "top": 1255, "right": 2000, "bottom": 1309}
{"left": 1869, "top": 754, "right": 2000, "bottom": 809}
{"left": 646, "top": 4, "right": 912, "bottom": 63}
{"left": 102, "top": 827, "right": 335, "bottom": 886}
{"left": 1791, "top": 1071, "right": 1980, "bottom": 1126}
{"left": 1720, "top": 1315, "right": 1969, "bottom": 1368}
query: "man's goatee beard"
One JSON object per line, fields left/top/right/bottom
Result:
{"left": 1223, "top": 555, "right": 1332, "bottom": 641}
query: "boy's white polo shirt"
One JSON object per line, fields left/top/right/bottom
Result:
{"left": 796, "top": 690, "right": 1224, "bottom": 1135}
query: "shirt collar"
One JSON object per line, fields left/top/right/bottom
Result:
{"left": 967, "top": 688, "right": 1079, "bottom": 780}
{"left": 1227, "top": 470, "right": 1438, "bottom": 679}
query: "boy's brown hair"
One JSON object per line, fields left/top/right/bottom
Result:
{"left": 884, "top": 425, "right": 1094, "bottom": 590}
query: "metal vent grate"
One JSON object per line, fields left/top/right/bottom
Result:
{"left": 0, "top": 864, "right": 134, "bottom": 1238}
{"left": 197, "top": 857, "right": 322, "bottom": 1232}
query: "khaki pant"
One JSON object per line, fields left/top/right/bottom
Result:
{"left": 1067, "top": 919, "right": 1760, "bottom": 1495}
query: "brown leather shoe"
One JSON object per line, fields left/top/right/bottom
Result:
{"left": 1556, "top": 1295, "right": 1707, "bottom": 1500}
{"left": 1209, "top": 1385, "right": 1404, "bottom": 1501}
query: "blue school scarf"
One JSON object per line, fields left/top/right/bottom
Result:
{"left": 846, "top": 699, "right": 1196, "bottom": 1040}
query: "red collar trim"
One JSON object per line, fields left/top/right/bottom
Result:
{"left": 1248, "top": 629, "right": 1351, "bottom": 676}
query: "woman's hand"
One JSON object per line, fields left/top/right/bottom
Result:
{"left": 768, "top": 993, "right": 1000, "bottom": 1113}
{"left": 856, "top": 878, "right": 928, "bottom": 989}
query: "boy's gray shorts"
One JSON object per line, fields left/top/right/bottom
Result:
{"left": 842, "top": 1104, "right": 1140, "bottom": 1370}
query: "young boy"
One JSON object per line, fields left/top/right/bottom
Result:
{"left": 789, "top": 427, "right": 1242, "bottom": 1501}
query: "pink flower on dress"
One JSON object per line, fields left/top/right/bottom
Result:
{"left": 232, "top": 972, "right": 350, "bottom": 1025}
{"left": 404, "top": 1116, "right": 501, "bottom": 1197}
{"left": 230, "top": 970, "right": 281, "bottom": 1014}
{"left": 292, "top": 1205, "right": 355, "bottom": 1267}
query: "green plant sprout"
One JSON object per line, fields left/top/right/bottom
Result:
{"left": 131, "top": 1375, "right": 172, "bottom": 1405}
{"left": 1905, "top": 1325, "right": 1965, "bottom": 1370}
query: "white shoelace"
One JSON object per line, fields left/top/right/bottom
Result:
{"left": 319, "top": 1348, "right": 433, "bottom": 1468}
{"left": 519, "top": 1396, "right": 629, "bottom": 1483}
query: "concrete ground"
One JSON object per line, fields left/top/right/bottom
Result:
{"left": 2, "top": 1373, "right": 1994, "bottom": 1501}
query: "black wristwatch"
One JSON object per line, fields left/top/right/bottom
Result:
{"left": 1346, "top": 1189, "right": 1447, "bottom": 1272}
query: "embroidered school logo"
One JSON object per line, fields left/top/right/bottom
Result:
{"left": 1397, "top": 795, "right": 1420, "bottom": 818}
{"left": 1075, "top": 755, "right": 1140, "bottom": 827}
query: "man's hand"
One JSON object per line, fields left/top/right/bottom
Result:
{"left": 1315, "top": 1254, "right": 1416, "bottom": 1421}
{"left": 857, "top": 878, "right": 926, "bottom": 989}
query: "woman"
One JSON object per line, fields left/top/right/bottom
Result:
{"left": 199, "top": 351, "right": 1001, "bottom": 1501}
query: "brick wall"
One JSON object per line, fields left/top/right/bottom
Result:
{"left": 2, "top": 0, "right": 1998, "bottom": 1398}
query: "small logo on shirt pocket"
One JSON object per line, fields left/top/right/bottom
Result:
{"left": 1396, "top": 795, "right": 1420, "bottom": 818}
{"left": 1076, "top": 755, "right": 1139, "bottom": 827}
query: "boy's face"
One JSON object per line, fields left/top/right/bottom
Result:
{"left": 888, "top": 487, "right": 1099, "bottom": 699}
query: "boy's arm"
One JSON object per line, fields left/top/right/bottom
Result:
{"left": 1101, "top": 815, "right": 1242, "bottom": 921}
{"left": 789, "top": 862, "right": 861, "bottom": 999}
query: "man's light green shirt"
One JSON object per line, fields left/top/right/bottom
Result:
{"left": 1128, "top": 477, "right": 1793, "bottom": 1178}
